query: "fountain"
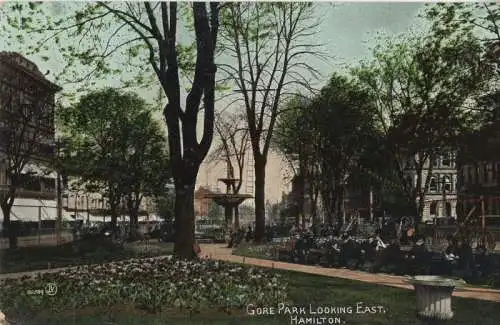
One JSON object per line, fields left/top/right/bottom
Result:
{"left": 204, "top": 162, "right": 252, "bottom": 233}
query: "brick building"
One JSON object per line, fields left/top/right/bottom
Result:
{"left": 0, "top": 52, "right": 61, "bottom": 223}
{"left": 405, "top": 151, "right": 458, "bottom": 222}
{"left": 457, "top": 124, "right": 500, "bottom": 224}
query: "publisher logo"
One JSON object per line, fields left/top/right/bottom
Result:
{"left": 44, "top": 283, "right": 58, "bottom": 296}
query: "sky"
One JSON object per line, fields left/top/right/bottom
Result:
{"left": 200, "top": 2, "right": 428, "bottom": 205}
{"left": 0, "top": 1, "right": 428, "bottom": 204}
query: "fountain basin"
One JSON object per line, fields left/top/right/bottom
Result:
{"left": 406, "top": 275, "right": 459, "bottom": 321}
{"left": 204, "top": 193, "right": 253, "bottom": 206}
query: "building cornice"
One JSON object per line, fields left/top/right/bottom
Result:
{"left": 0, "top": 52, "right": 62, "bottom": 92}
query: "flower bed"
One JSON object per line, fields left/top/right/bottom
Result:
{"left": 0, "top": 256, "right": 288, "bottom": 317}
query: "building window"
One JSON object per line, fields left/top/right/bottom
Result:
{"left": 429, "top": 177, "right": 438, "bottom": 192}
{"left": 432, "top": 158, "right": 439, "bottom": 168}
{"left": 445, "top": 202, "right": 452, "bottom": 217}
{"left": 442, "top": 153, "right": 451, "bottom": 167}
{"left": 430, "top": 201, "right": 438, "bottom": 216}
{"left": 488, "top": 197, "right": 494, "bottom": 215}
{"left": 442, "top": 175, "right": 452, "bottom": 192}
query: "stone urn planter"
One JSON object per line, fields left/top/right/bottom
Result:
{"left": 406, "top": 275, "right": 458, "bottom": 321}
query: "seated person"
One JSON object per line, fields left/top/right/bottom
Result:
{"left": 457, "top": 240, "right": 473, "bottom": 271}
{"left": 445, "top": 236, "right": 459, "bottom": 259}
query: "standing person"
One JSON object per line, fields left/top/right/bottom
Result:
{"left": 457, "top": 239, "right": 473, "bottom": 276}
{"left": 245, "top": 225, "right": 252, "bottom": 242}
{"left": 120, "top": 222, "right": 127, "bottom": 244}
{"left": 228, "top": 228, "right": 234, "bottom": 248}
{"left": 443, "top": 236, "right": 459, "bottom": 275}
{"left": 71, "top": 223, "right": 78, "bottom": 241}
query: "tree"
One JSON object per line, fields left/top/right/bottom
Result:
{"left": 275, "top": 74, "right": 378, "bottom": 228}
{"left": 273, "top": 96, "right": 319, "bottom": 228}
{"left": 57, "top": 88, "right": 170, "bottom": 236}
{"left": 119, "top": 111, "right": 171, "bottom": 237}
{"left": 425, "top": 3, "right": 500, "bottom": 53}
{"left": 352, "top": 29, "right": 493, "bottom": 224}
{"left": 6, "top": 2, "right": 222, "bottom": 258}
{"left": 206, "top": 110, "right": 249, "bottom": 228}
{"left": 207, "top": 200, "right": 222, "bottom": 222}
{"left": 311, "top": 74, "right": 377, "bottom": 226}
{"left": 217, "top": 2, "right": 324, "bottom": 242}
{"left": 154, "top": 188, "right": 175, "bottom": 223}
{"left": 425, "top": 3, "right": 500, "bottom": 124}
{"left": 0, "top": 55, "right": 61, "bottom": 248}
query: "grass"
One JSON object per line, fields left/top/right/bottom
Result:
{"left": 11, "top": 269, "right": 500, "bottom": 325}
{"left": 0, "top": 239, "right": 174, "bottom": 274}
{"left": 233, "top": 244, "right": 500, "bottom": 288}
{"left": 232, "top": 244, "right": 277, "bottom": 260}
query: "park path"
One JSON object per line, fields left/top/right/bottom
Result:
{"left": 199, "top": 244, "right": 500, "bottom": 303}
{"left": 1, "top": 243, "right": 500, "bottom": 303}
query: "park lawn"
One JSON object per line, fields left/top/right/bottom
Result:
{"left": 0, "top": 240, "right": 174, "bottom": 274}
{"left": 20, "top": 270, "right": 500, "bottom": 325}
{"left": 232, "top": 244, "right": 276, "bottom": 260}
{"left": 233, "top": 244, "right": 500, "bottom": 288}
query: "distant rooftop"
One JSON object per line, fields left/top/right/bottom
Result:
{"left": 0, "top": 51, "right": 45, "bottom": 78}
{"left": 0, "top": 51, "right": 61, "bottom": 90}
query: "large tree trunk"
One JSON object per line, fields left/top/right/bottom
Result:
{"left": 127, "top": 195, "right": 141, "bottom": 238}
{"left": 109, "top": 200, "right": 119, "bottom": 234}
{"left": 173, "top": 183, "right": 196, "bottom": 259}
{"left": 335, "top": 184, "right": 345, "bottom": 227}
{"left": 310, "top": 181, "right": 319, "bottom": 234}
{"left": 254, "top": 158, "right": 266, "bottom": 243}
{"left": 1, "top": 204, "right": 17, "bottom": 249}
{"left": 320, "top": 184, "right": 335, "bottom": 225}
{"left": 128, "top": 210, "right": 139, "bottom": 238}
{"left": 108, "top": 186, "right": 120, "bottom": 233}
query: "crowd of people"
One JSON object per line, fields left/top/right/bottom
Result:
{"left": 278, "top": 222, "right": 496, "bottom": 279}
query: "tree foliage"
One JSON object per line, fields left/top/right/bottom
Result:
{"left": 352, "top": 27, "right": 494, "bottom": 222}
{"left": 57, "top": 88, "right": 170, "bottom": 231}
{"left": 4, "top": 1, "right": 222, "bottom": 258}
{"left": 425, "top": 3, "right": 500, "bottom": 49}
{"left": 274, "top": 73, "right": 378, "bottom": 226}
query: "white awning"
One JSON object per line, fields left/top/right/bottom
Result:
{"left": 6, "top": 198, "right": 57, "bottom": 222}
{"left": 21, "top": 163, "right": 56, "bottom": 178}
{"left": 62, "top": 210, "right": 107, "bottom": 222}
{"left": 138, "top": 215, "right": 162, "bottom": 222}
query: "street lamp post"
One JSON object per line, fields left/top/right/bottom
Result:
{"left": 56, "top": 166, "right": 62, "bottom": 244}
{"left": 55, "top": 139, "right": 63, "bottom": 245}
